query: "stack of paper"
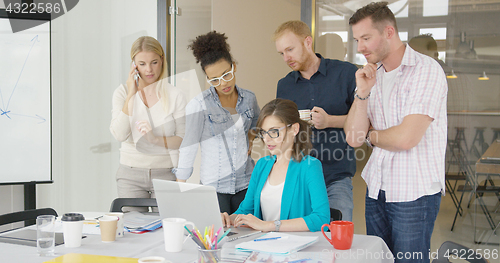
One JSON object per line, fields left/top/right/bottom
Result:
{"left": 123, "top": 211, "right": 162, "bottom": 234}
{"left": 243, "top": 251, "right": 335, "bottom": 263}
{"left": 235, "top": 232, "right": 318, "bottom": 255}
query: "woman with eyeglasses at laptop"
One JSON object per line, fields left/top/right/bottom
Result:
{"left": 173, "top": 31, "right": 260, "bottom": 214}
{"left": 221, "top": 99, "right": 330, "bottom": 232}
{"left": 110, "top": 36, "right": 186, "bottom": 210}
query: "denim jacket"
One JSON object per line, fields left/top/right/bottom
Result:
{"left": 173, "top": 85, "right": 260, "bottom": 194}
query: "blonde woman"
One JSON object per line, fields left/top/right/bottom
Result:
{"left": 110, "top": 36, "right": 186, "bottom": 208}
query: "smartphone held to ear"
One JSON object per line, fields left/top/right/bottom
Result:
{"left": 132, "top": 61, "right": 140, "bottom": 86}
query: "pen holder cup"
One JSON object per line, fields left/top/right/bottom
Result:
{"left": 321, "top": 221, "right": 354, "bottom": 250}
{"left": 198, "top": 248, "right": 221, "bottom": 263}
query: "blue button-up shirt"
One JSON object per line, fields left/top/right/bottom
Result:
{"left": 174, "top": 85, "right": 260, "bottom": 194}
{"left": 277, "top": 54, "right": 357, "bottom": 186}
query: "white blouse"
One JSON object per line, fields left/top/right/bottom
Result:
{"left": 110, "top": 80, "right": 186, "bottom": 169}
{"left": 260, "top": 178, "right": 284, "bottom": 222}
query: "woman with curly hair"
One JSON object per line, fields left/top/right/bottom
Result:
{"left": 174, "top": 31, "right": 260, "bottom": 214}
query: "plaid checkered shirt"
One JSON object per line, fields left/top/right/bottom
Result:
{"left": 362, "top": 45, "right": 448, "bottom": 202}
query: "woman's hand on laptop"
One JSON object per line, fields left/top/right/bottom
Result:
{"left": 233, "top": 214, "right": 273, "bottom": 232}
{"left": 220, "top": 212, "right": 234, "bottom": 227}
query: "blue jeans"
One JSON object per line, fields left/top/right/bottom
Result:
{"left": 365, "top": 190, "right": 441, "bottom": 263}
{"left": 326, "top": 177, "right": 353, "bottom": 222}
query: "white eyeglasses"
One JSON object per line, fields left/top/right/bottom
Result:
{"left": 206, "top": 64, "right": 235, "bottom": 87}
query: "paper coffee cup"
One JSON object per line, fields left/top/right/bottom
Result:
{"left": 99, "top": 215, "right": 118, "bottom": 243}
{"left": 61, "top": 213, "right": 84, "bottom": 248}
{"left": 106, "top": 212, "right": 124, "bottom": 238}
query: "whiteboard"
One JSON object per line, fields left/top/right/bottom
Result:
{"left": 0, "top": 17, "right": 51, "bottom": 184}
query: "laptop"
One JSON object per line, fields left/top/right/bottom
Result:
{"left": 152, "top": 179, "right": 261, "bottom": 242}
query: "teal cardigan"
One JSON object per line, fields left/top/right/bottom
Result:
{"left": 233, "top": 155, "right": 330, "bottom": 232}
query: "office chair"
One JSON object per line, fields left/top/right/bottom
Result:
{"left": 445, "top": 140, "right": 467, "bottom": 217}
{"left": 0, "top": 208, "right": 58, "bottom": 228}
{"left": 432, "top": 241, "right": 488, "bottom": 263}
{"left": 453, "top": 143, "right": 500, "bottom": 231}
{"left": 109, "top": 198, "right": 158, "bottom": 212}
{"left": 450, "top": 141, "right": 481, "bottom": 231}
{"left": 330, "top": 208, "right": 342, "bottom": 222}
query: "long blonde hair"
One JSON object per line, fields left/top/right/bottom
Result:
{"left": 130, "top": 36, "right": 170, "bottom": 114}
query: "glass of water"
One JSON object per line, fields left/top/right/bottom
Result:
{"left": 37, "top": 215, "right": 56, "bottom": 256}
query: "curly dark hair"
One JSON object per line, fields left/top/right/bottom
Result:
{"left": 188, "top": 31, "right": 233, "bottom": 71}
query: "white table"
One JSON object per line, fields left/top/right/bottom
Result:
{"left": 0, "top": 213, "right": 394, "bottom": 263}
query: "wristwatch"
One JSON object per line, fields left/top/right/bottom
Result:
{"left": 274, "top": 220, "right": 281, "bottom": 232}
{"left": 365, "top": 129, "right": 374, "bottom": 148}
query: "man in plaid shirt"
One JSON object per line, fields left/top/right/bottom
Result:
{"left": 345, "top": 2, "right": 448, "bottom": 262}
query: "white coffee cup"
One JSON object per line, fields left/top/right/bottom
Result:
{"left": 298, "top": 109, "right": 312, "bottom": 121}
{"left": 61, "top": 213, "right": 84, "bottom": 248}
{"left": 106, "top": 212, "right": 124, "bottom": 238}
{"left": 162, "top": 218, "right": 195, "bottom": 252}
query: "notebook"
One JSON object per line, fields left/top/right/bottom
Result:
{"left": 243, "top": 251, "right": 335, "bottom": 263}
{"left": 152, "top": 179, "right": 261, "bottom": 242}
{"left": 123, "top": 211, "right": 162, "bottom": 233}
{"left": 235, "top": 232, "right": 318, "bottom": 254}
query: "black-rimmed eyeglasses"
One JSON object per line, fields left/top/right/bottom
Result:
{"left": 256, "top": 124, "right": 292, "bottom": 139}
{"left": 206, "top": 64, "right": 235, "bottom": 87}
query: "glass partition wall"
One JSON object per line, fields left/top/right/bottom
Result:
{"left": 169, "top": 0, "right": 211, "bottom": 92}
{"left": 160, "top": 0, "right": 211, "bottom": 184}
{"left": 315, "top": 0, "right": 500, "bottom": 119}
{"left": 314, "top": 0, "right": 500, "bottom": 245}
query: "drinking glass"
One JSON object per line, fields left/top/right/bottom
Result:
{"left": 37, "top": 215, "right": 56, "bottom": 256}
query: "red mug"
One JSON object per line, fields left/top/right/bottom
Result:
{"left": 321, "top": 221, "right": 354, "bottom": 250}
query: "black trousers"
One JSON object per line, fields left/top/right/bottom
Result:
{"left": 217, "top": 189, "right": 248, "bottom": 214}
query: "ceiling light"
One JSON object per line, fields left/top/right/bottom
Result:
{"left": 447, "top": 70, "right": 458, "bottom": 79}
{"left": 478, "top": 71, "right": 489, "bottom": 80}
